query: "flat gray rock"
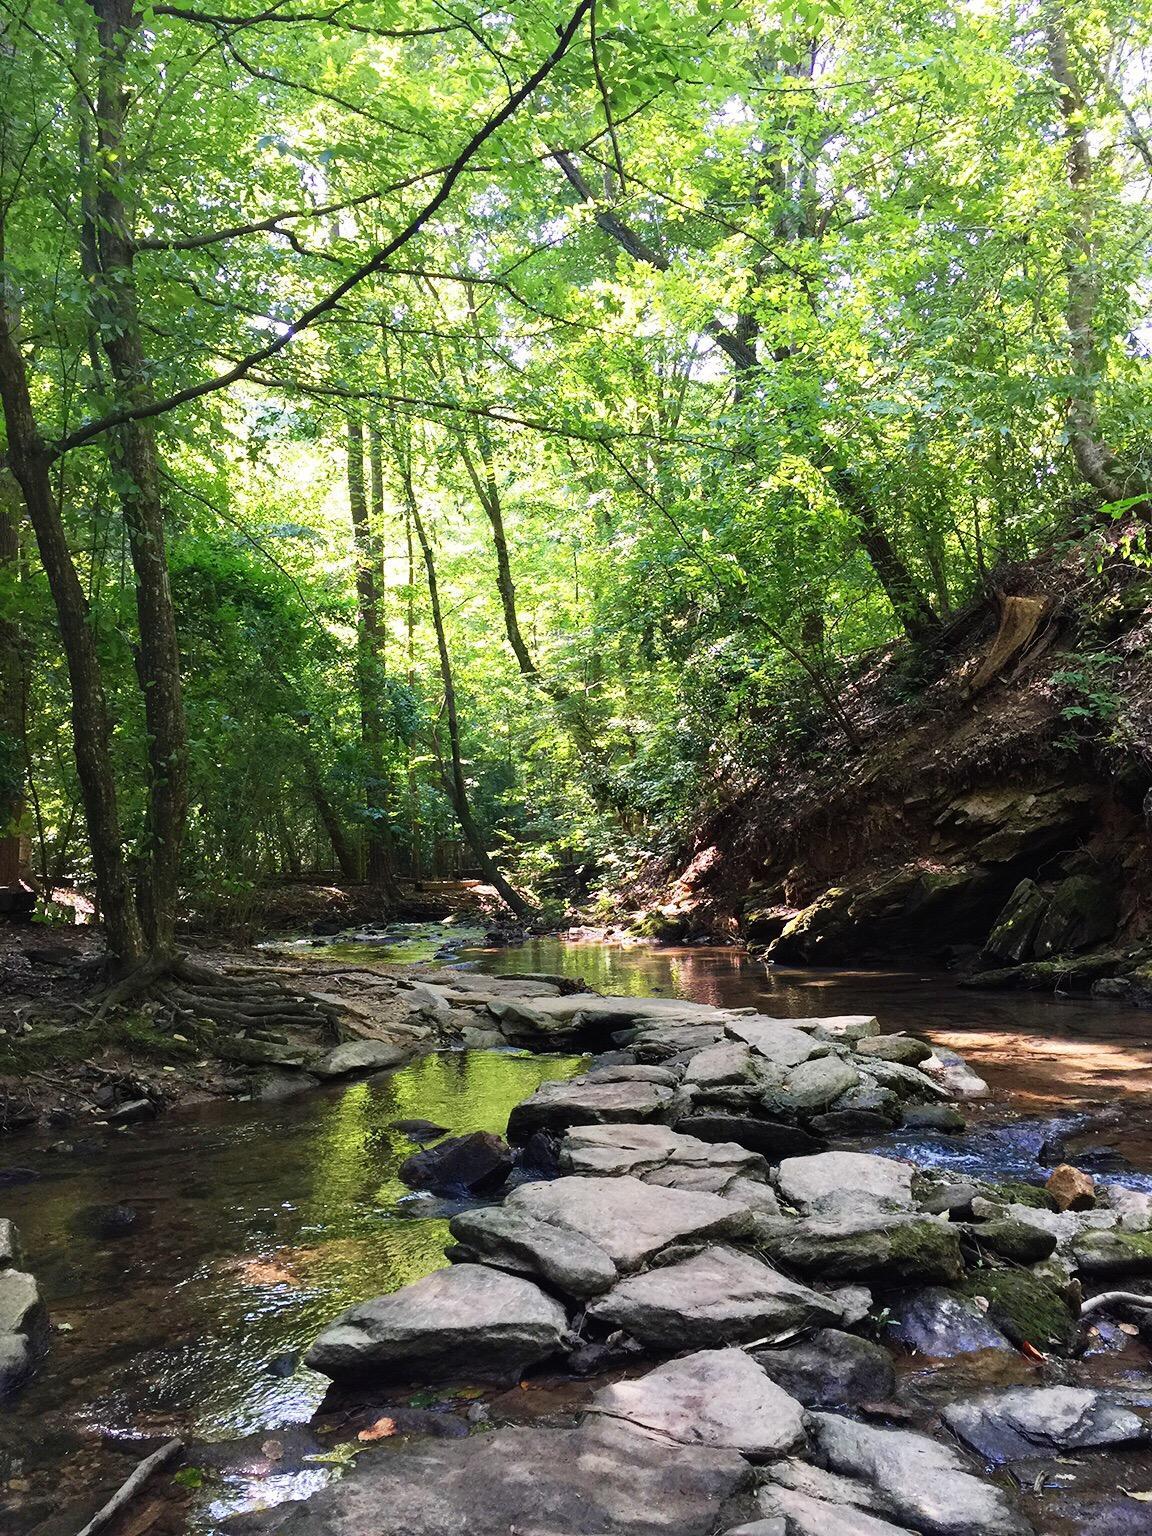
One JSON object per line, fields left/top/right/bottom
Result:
{"left": 792, "top": 1015, "right": 881, "bottom": 1042}
{"left": 631, "top": 1023, "right": 730, "bottom": 1060}
{"left": 561, "top": 1122, "right": 770, "bottom": 1191}
{"left": 311, "top": 1039, "right": 407, "bottom": 1079}
{"left": 941, "top": 1386, "right": 1151, "bottom": 1463}
{"left": 808, "top": 1413, "right": 1033, "bottom": 1536}
{"left": 506, "top": 1175, "right": 749, "bottom": 1271}
{"left": 588, "top": 1244, "right": 846, "bottom": 1349}
{"left": 304, "top": 1263, "right": 568, "bottom": 1384}
{"left": 584, "top": 1065, "right": 682, "bottom": 1087}
{"left": 232, "top": 1416, "right": 747, "bottom": 1536}
{"left": 776, "top": 1153, "right": 914, "bottom": 1218}
{"left": 448, "top": 1206, "right": 617, "bottom": 1298}
{"left": 725, "top": 1018, "right": 827, "bottom": 1067}
{"left": 590, "top": 1347, "right": 806, "bottom": 1456}
{"left": 507, "top": 1080, "right": 674, "bottom": 1140}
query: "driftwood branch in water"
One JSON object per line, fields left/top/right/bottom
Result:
{"left": 1079, "top": 1290, "right": 1152, "bottom": 1318}
{"left": 73, "top": 1440, "right": 183, "bottom": 1536}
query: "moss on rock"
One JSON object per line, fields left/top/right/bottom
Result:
{"left": 966, "top": 1270, "right": 1077, "bottom": 1352}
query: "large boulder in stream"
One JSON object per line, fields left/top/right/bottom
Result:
{"left": 448, "top": 1206, "right": 618, "bottom": 1298}
{"left": 587, "top": 1244, "right": 849, "bottom": 1349}
{"left": 230, "top": 1416, "right": 747, "bottom": 1536}
{"left": 756, "top": 1213, "right": 965, "bottom": 1286}
{"left": 504, "top": 1175, "right": 750, "bottom": 1271}
{"left": 310, "top": 1039, "right": 408, "bottom": 1080}
{"left": 775, "top": 1152, "right": 914, "bottom": 1219}
{"left": 304, "top": 1263, "right": 569, "bottom": 1384}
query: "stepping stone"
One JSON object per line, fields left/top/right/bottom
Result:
{"left": 776, "top": 1152, "right": 914, "bottom": 1218}
{"left": 759, "top": 1486, "right": 921, "bottom": 1536}
{"left": 560, "top": 1123, "right": 769, "bottom": 1188}
{"left": 590, "top": 1347, "right": 805, "bottom": 1457}
{"left": 587, "top": 1244, "right": 846, "bottom": 1349}
{"left": 808, "top": 1413, "right": 1033, "bottom": 1536}
{"left": 448, "top": 1206, "right": 618, "bottom": 1298}
{"left": 505, "top": 1175, "right": 750, "bottom": 1271}
{"left": 790, "top": 1015, "right": 881, "bottom": 1043}
{"left": 631, "top": 1024, "right": 730, "bottom": 1060}
{"left": 506, "top": 1080, "right": 674, "bottom": 1141}
{"left": 683, "top": 1043, "right": 759, "bottom": 1088}
{"left": 775, "top": 1056, "right": 861, "bottom": 1113}
{"left": 855, "top": 1036, "right": 933, "bottom": 1066}
{"left": 725, "top": 1018, "right": 827, "bottom": 1068}
{"left": 0, "top": 1270, "right": 44, "bottom": 1337}
{"left": 304, "top": 1263, "right": 568, "bottom": 1385}
{"left": 920, "top": 1046, "right": 989, "bottom": 1099}
{"left": 232, "top": 1416, "right": 747, "bottom": 1536}
{"left": 941, "top": 1386, "right": 1151, "bottom": 1463}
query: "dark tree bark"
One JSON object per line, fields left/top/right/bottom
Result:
{"left": 0, "top": 300, "right": 144, "bottom": 964}
{"left": 89, "top": 0, "right": 189, "bottom": 958}
{"left": 303, "top": 752, "right": 362, "bottom": 882}
{"left": 346, "top": 416, "right": 400, "bottom": 893}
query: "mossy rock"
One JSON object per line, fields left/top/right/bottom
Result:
{"left": 982, "top": 1180, "right": 1056, "bottom": 1211}
{"left": 966, "top": 1270, "right": 1077, "bottom": 1353}
{"left": 1071, "top": 1227, "right": 1152, "bottom": 1277}
{"left": 964, "top": 1218, "right": 1057, "bottom": 1265}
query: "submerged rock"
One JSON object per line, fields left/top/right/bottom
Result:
{"left": 941, "top": 1386, "right": 1151, "bottom": 1463}
{"left": 808, "top": 1412, "right": 1033, "bottom": 1536}
{"left": 304, "top": 1263, "right": 569, "bottom": 1385}
{"left": 754, "top": 1328, "right": 896, "bottom": 1408}
{"left": 590, "top": 1347, "right": 806, "bottom": 1457}
{"left": 587, "top": 1243, "right": 846, "bottom": 1348}
{"left": 505, "top": 1175, "right": 749, "bottom": 1272}
{"left": 398, "top": 1131, "right": 513, "bottom": 1196}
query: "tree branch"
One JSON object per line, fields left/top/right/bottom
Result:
{"left": 50, "top": 0, "right": 594, "bottom": 459}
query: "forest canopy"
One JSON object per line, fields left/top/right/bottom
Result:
{"left": 0, "top": 0, "right": 1150, "bottom": 965}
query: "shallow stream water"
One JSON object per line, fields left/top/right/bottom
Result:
{"left": 2, "top": 934, "right": 1152, "bottom": 1532}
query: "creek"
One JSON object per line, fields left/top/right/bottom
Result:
{"left": 2, "top": 934, "right": 1152, "bottom": 1532}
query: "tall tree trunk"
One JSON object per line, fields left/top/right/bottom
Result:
{"left": 1046, "top": 2, "right": 1147, "bottom": 509}
{"left": 89, "top": 0, "right": 189, "bottom": 958}
{"left": 400, "top": 470, "right": 530, "bottom": 920}
{"left": 302, "top": 753, "right": 361, "bottom": 882}
{"left": 826, "top": 464, "right": 941, "bottom": 645}
{"left": 0, "top": 471, "right": 24, "bottom": 886}
{"left": 0, "top": 299, "right": 144, "bottom": 964}
{"left": 346, "top": 416, "right": 400, "bottom": 894}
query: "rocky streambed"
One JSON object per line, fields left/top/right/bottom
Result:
{"left": 234, "top": 981, "right": 1152, "bottom": 1536}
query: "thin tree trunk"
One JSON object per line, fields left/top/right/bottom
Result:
{"left": 303, "top": 754, "right": 361, "bottom": 882}
{"left": 401, "top": 470, "right": 530, "bottom": 920}
{"left": 89, "top": 0, "right": 189, "bottom": 958}
{"left": 346, "top": 416, "right": 399, "bottom": 893}
{"left": 0, "top": 300, "right": 144, "bottom": 965}
{"left": 0, "top": 471, "right": 24, "bottom": 886}
{"left": 826, "top": 464, "right": 940, "bottom": 645}
{"left": 1046, "top": 3, "right": 1147, "bottom": 509}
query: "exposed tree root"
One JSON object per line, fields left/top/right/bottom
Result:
{"left": 92, "top": 952, "right": 346, "bottom": 1041}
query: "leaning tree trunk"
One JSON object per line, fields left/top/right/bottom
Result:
{"left": 0, "top": 298, "right": 144, "bottom": 964}
{"left": 89, "top": 0, "right": 189, "bottom": 959}
{"left": 401, "top": 471, "right": 531, "bottom": 920}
